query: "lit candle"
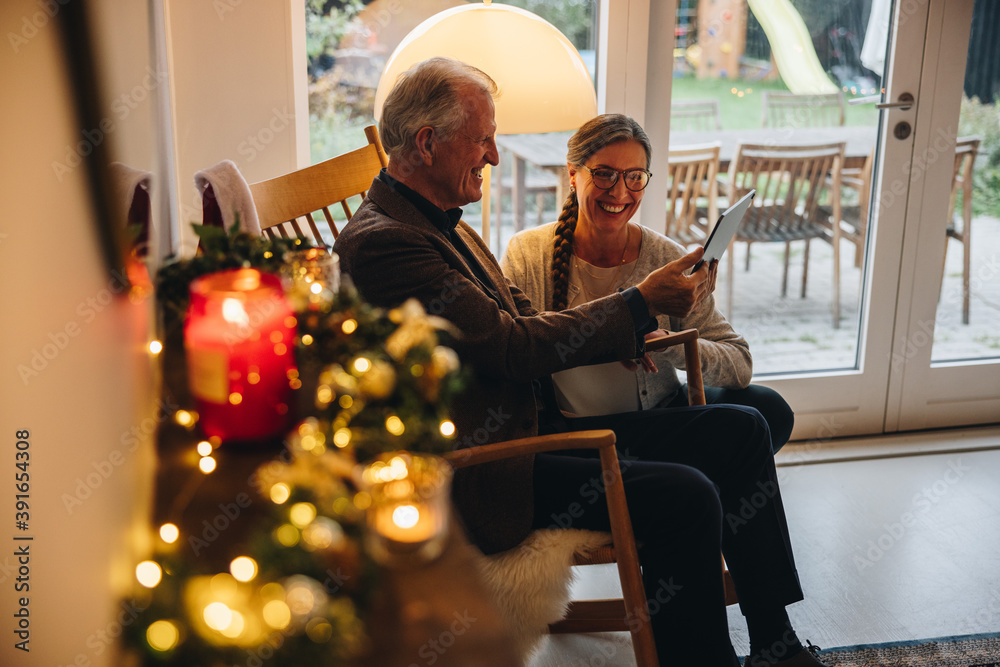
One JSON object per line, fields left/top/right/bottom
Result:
{"left": 361, "top": 452, "right": 452, "bottom": 565}
{"left": 281, "top": 248, "right": 340, "bottom": 312}
{"left": 184, "top": 269, "right": 297, "bottom": 442}
{"left": 372, "top": 500, "right": 436, "bottom": 544}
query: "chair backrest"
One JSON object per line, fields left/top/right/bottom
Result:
{"left": 761, "top": 91, "right": 845, "bottom": 128}
{"left": 949, "top": 136, "right": 980, "bottom": 216}
{"left": 670, "top": 99, "right": 722, "bottom": 131}
{"left": 665, "top": 143, "right": 721, "bottom": 244}
{"left": 855, "top": 147, "right": 876, "bottom": 230}
{"left": 728, "top": 142, "right": 846, "bottom": 236}
{"left": 249, "top": 125, "right": 388, "bottom": 246}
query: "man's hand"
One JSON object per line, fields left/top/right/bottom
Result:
{"left": 636, "top": 247, "right": 715, "bottom": 318}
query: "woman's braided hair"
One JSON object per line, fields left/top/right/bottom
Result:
{"left": 551, "top": 114, "right": 652, "bottom": 310}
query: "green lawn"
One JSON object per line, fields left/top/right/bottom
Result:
{"left": 670, "top": 75, "right": 879, "bottom": 129}
{"left": 309, "top": 76, "right": 1000, "bottom": 217}
{"left": 671, "top": 76, "right": 1000, "bottom": 218}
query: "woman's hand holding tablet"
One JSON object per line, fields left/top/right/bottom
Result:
{"left": 690, "top": 190, "right": 756, "bottom": 273}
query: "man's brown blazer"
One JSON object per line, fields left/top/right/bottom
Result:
{"left": 334, "top": 176, "right": 641, "bottom": 554}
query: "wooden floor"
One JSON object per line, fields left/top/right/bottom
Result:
{"left": 529, "top": 432, "right": 1000, "bottom": 666}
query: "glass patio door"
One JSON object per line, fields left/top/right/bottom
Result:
{"left": 740, "top": 0, "right": 923, "bottom": 440}
{"left": 647, "top": 0, "right": 923, "bottom": 439}
{"left": 738, "top": 0, "right": 998, "bottom": 438}
{"left": 886, "top": 0, "right": 1000, "bottom": 430}
{"left": 648, "top": 0, "right": 993, "bottom": 440}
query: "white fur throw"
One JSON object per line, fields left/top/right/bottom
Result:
{"left": 194, "top": 159, "right": 262, "bottom": 235}
{"left": 472, "top": 529, "right": 614, "bottom": 659}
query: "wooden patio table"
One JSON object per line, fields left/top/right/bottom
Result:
{"left": 494, "top": 125, "right": 877, "bottom": 239}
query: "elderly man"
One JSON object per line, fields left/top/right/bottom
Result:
{"left": 334, "top": 57, "right": 827, "bottom": 667}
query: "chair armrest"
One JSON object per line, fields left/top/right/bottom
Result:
{"left": 444, "top": 429, "right": 615, "bottom": 470}
{"left": 444, "top": 429, "right": 653, "bottom": 656}
{"left": 644, "top": 328, "right": 698, "bottom": 351}
{"left": 643, "top": 329, "right": 706, "bottom": 406}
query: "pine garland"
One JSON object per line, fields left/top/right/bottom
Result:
{"left": 123, "top": 225, "right": 465, "bottom": 664}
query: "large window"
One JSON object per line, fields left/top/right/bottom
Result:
{"left": 305, "top": 0, "right": 597, "bottom": 236}
{"left": 304, "top": 0, "right": 1000, "bottom": 436}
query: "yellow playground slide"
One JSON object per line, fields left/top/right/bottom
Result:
{"left": 747, "top": 0, "right": 839, "bottom": 94}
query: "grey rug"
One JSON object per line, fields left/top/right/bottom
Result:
{"left": 816, "top": 633, "right": 1000, "bottom": 667}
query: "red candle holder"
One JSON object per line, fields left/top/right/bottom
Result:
{"left": 184, "top": 269, "right": 297, "bottom": 442}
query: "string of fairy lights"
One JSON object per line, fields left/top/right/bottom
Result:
{"left": 126, "top": 228, "right": 464, "bottom": 664}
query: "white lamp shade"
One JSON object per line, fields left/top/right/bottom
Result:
{"left": 373, "top": 2, "right": 597, "bottom": 135}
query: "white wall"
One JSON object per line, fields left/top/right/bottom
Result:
{"left": 164, "top": 0, "right": 308, "bottom": 254}
{"left": 598, "top": 0, "right": 674, "bottom": 234}
{"left": 0, "top": 1, "right": 157, "bottom": 665}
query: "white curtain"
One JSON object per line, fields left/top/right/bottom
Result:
{"left": 861, "top": 0, "right": 892, "bottom": 75}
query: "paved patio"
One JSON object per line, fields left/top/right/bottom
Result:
{"left": 480, "top": 207, "right": 1000, "bottom": 376}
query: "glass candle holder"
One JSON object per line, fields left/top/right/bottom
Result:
{"left": 184, "top": 269, "right": 297, "bottom": 442}
{"left": 361, "top": 452, "right": 452, "bottom": 566}
{"left": 281, "top": 248, "right": 340, "bottom": 312}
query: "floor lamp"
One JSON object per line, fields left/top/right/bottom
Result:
{"left": 372, "top": 0, "right": 597, "bottom": 247}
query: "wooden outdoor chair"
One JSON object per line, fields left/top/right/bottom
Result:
{"left": 665, "top": 143, "right": 722, "bottom": 246}
{"left": 944, "top": 136, "right": 980, "bottom": 324}
{"left": 249, "top": 125, "right": 388, "bottom": 246}
{"left": 818, "top": 147, "right": 875, "bottom": 269}
{"left": 761, "top": 91, "right": 845, "bottom": 128}
{"left": 445, "top": 330, "right": 737, "bottom": 667}
{"left": 670, "top": 99, "right": 723, "bottom": 131}
{"left": 726, "top": 142, "right": 846, "bottom": 327}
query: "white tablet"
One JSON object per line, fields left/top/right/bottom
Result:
{"left": 692, "top": 189, "right": 756, "bottom": 272}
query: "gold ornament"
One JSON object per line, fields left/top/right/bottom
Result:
{"left": 357, "top": 359, "right": 396, "bottom": 400}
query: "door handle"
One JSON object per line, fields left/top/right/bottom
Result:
{"left": 876, "top": 92, "right": 915, "bottom": 110}
{"left": 848, "top": 92, "right": 916, "bottom": 111}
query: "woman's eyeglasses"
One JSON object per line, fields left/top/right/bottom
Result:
{"left": 581, "top": 166, "right": 652, "bottom": 191}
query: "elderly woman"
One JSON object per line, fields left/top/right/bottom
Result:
{"left": 501, "top": 113, "right": 794, "bottom": 452}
